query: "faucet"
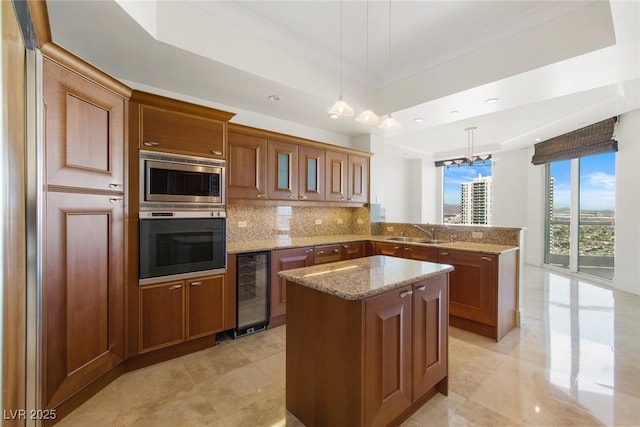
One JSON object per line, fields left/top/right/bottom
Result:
{"left": 413, "top": 224, "right": 433, "bottom": 239}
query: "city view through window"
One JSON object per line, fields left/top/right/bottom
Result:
{"left": 443, "top": 161, "right": 492, "bottom": 224}
{"left": 546, "top": 152, "right": 615, "bottom": 279}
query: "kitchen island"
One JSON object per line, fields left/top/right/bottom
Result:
{"left": 279, "top": 255, "right": 454, "bottom": 427}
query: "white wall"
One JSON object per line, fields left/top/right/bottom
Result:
{"left": 613, "top": 109, "right": 640, "bottom": 295}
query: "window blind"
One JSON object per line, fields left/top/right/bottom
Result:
{"left": 531, "top": 117, "right": 618, "bottom": 165}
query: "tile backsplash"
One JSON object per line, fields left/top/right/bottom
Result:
{"left": 227, "top": 205, "right": 371, "bottom": 242}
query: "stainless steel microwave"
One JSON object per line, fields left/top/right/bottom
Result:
{"left": 140, "top": 151, "right": 225, "bottom": 210}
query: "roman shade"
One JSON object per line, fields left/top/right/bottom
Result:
{"left": 531, "top": 117, "right": 618, "bottom": 165}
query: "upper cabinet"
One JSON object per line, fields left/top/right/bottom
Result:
{"left": 131, "top": 91, "right": 235, "bottom": 160}
{"left": 228, "top": 124, "right": 369, "bottom": 205}
{"left": 43, "top": 58, "right": 126, "bottom": 192}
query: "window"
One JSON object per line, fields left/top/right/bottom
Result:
{"left": 545, "top": 153, "right": 615, "bottom": 280}
{"left": 442, "top": 161, "right": 492, "bottom": 224}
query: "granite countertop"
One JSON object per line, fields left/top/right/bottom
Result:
{"left": 227, "top": 234, "right": 517, "bottom": 255}
{"left": 278, "top": 255, "right": 454, "bottom": 300}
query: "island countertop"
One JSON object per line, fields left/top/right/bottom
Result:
{"left": 278, "top": 255, "right": 454, "bottom": 300}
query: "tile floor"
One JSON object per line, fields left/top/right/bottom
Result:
{"left": 58, "top": 264, "right": 640, "bottom": 426}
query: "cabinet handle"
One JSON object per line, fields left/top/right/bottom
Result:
{"left": 416, "top": 285, "right": 426, "bottom": 291}
{"left": 305, "top": 249, "right": 313, "bottom": 254}
{"left": 404, "top": 247, "right": 411, "bottom": 251}
{"left": 190, "top": 281, "right": 203, "bottom": 286}
{"left": 299, "top": 195, "right": 308, "bottom": 199}
{"left": 400, "top": 290, "right": 413, "bottom": 298}
{"left": 343, "top": 245, "right": 349, "bottom": 248}
{"left": 109, "top": 198, "right": 122, "bottom": 203}
{"left": 109, "top": 183, "right": 122, "bottom": 189}
{"left": 440, "top": 252, "right": 449, "bottom": 256}
{"left": 317, "top": 251, "right": 325, "bottom": 255}
{"left": 481, "top": 256, "right": 493, "bottom": 261}
{"left": 332, "top": 249, "right": 339, "bottom": 253}
{"left": 168, "top": 285, "right": 182, "bottom": 290}
{"left": 340, "top": 197, "right": 346, "bottom": 201}
{"left": 211, "top": 150, "right": 222, "bottom": 155}
{"left": 393, "top": 246, "right": 400, "bottom": 250}
{"left": 256, "top": 194, "right": 266, "bottom": 198}
{"left": 289, "top": 195, "right": 296, "bottom": 199}
{"left": 143, "top": 141, "right": 159, "bottom": 147}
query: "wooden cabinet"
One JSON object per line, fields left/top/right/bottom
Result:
{"left": 268, "top": 139, "right": 299, "bottom": 200}
{"left": 340, "top": 241, "right": 365, "bottom": 260}
{"left": 42, "top": 53, "right": 129, "bottom": 412}
{"left": 270, "top": 247, "right": 314, "bottom": 326}
{"left": 325, "top": 151, "right": 370, "bottom": 203}
{"left": 298, "top": 145, "right": 325, "bottom": 201}
{"left": 314, "top": 244, "right": 341, "bottom": 265}
{"left": 132, "top": 91, "right": 235, "bottom": 159}
{"left": 372, "top": 241, "right": 437, "bottom": 261}
{"left": 372, "top": 241, "right": 404, "bottom": 257}
{"left": 139, "top": 275, "right": 225, "bottom": 353}
{"left": 139, "top": 281, "right": 185, "bottom": 352}
{"left": 227, "top": 131, "right": 268, "bottom": 199}
{"left": 437, "top": 248, "right": 517, "bottom": 341}
{"left": 43, "top": 58, "right": 125, "bottom": 192}
{"left": 286, "top": 274, "right": 449, "bottom": 427}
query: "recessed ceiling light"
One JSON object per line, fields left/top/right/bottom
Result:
{"left": 535, "top": 137, "right": 541, "bottom": 142}
{"left": 413, "top": 118, "right": 424, "bottom": 123}
{"left": 268, "top": 95, "right": 280, "bottom": 101}
{"left": 329, "top": 113, "right": 339, "bottom": 119}
{"left": 484, "top": 98, "right": 499, "bottom": 104}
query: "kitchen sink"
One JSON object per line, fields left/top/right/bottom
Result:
{"left": 384, "top": 236, "right": 446, "bottom": 245}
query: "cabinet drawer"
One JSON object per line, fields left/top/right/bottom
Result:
{"left": 341, "top": 241, "right": 365, "bottom": 260}
{"left": 314, "top": 244, "right": 342, "bottom": 264}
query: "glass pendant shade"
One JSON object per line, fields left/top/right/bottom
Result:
{"left": 328, "top": 95, "right": 354, "bottom": 117}
{"left": 356, "top": 109, "right": 379, "bottom": 125}
{"left": 379, "top": 114, "right": 401, "bottom": 130}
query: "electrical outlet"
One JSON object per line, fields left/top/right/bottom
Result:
{"left": 315, "top": 219, "right": 322, "bottom": 225}
{"left": 472, "top": 231, "right": 483, "bottom": 239}
{"left": 387, "top": 226, "right": 394, "bottom": 232}
{"left": 357, "top": 219, "right": 364, "bottom": 224}
{"left": 238, "top": 221, "right": 247, "bottom": 228}
{"left": 337, "top": 218, "right": 344, "bottom": 224}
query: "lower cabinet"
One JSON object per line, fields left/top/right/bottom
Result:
{"left": 314, "top": 244, "right": 341, "bottom": 265}
{"left": 372, "top": 241, "right": 438, "bottom": 262}
{"left": 341, "top": 241, "right": 366, "bottom": 259}
{"left": 286, "top": 274, "right": 449, "bottom": 427}
{"left": 270, "top": 246, "right": 314, "bottom": 326}
{"left": 139, "top": 275, "right": 225, "bottom": 353}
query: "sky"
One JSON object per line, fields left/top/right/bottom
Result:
{"left": 443, "top": 161, "right": 492, "bottom": 206}
{"left": 551, "top": 152, "right": 616, "bottom": 211}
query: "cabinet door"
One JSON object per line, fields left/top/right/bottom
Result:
{"left": 364, "top": 286, "right": 413, "bottom": 427}
{"left": 314, "top": 244, "right": 341, "bottom": 265}
{"left": 140, "top": 105, "right": 225, "bottom": 158}
{"left": 43, "top": 58, "right": 125, "bottom": 192}
{"left": 403, "top": 245, "right": 438, "bottom": 261}
{"left": 298, "top": 146, "right": 325, "bottom": 201}
{"left": 268, "top": 139, "right": 299, "bottom": 200}
{"left": 438, "top": 250, "right": 497, "bottom": 326}
{"left": 228, "top": 132, "right": 268, "bottom": 199}
{"left": 373, "top": 242, "right": 403, "bottom": 257}
{"left": 139, "top": 281, "right": 185, "bottom": 353}
{"left": 341, "top": 241, "right": 365, "bottom": 260}
{"left": 413, "top": 276, "right": 448, "bottom": 398}
{"left": 186, "top": 275, "right": 225, "bottom": 340}
{"left": 347, "top": 154, "right": 369, "bottom": 203}
{"left": 44, "top": 192, "right": 124, "bottom": 408}
{"left": 325, "top": 150, "right": 348, "bottom": 201}
{"left": 270, "top": 247, "right": 314, "bottom": 321}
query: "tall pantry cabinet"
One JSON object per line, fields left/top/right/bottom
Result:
{"left": 41, "top": 45, "right": 131, "bottom": 415}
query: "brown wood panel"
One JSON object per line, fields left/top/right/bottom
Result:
{"left": 227, "top": 131, "right": 268, "bottom": 199}
{"left": 186, "top": 275, "right": 225, "bottom": 339}
{"left": 44, "top": 192, "right": 124, "bottom": 408}
{"left": 140, "top": 105, "right": 226, "bottom": 158}
{"left": 438, "top": 249, "right": 497, "bottom": 326}
{"left": 139, "top": 281, "right": 185, "bottom": 353}
{"left": 43, "top": 58, "right": 125, "bottom": 192}
{"left": 364, "top": 286, "right": 412, "bottom": 427}
{"left": 324, "top": 150, "right": 348, "bottom": 202}
{"left": 2, "top": 2, "right": 27, "bottom": 421}
{"left": 298, "top": 145, "right": 324, "bottom": 201}
{"left": 347, "top": 154, "right": 369, "bottom": 203}
{"left": 341, "top": 241, "right": 365, "bottom": 260}
{"left": 313, "top": 244, "right": 341, "bottom": 265}
{"left": 412, "top": 276, "right": 448, "bottom": 399}
{"left": 404, "top": 245, "right": 438, "bottom": 262}
{"left": 267, "top": 139, "right": 298, "bottom": 200}
{"left": 497, "top": 250, "right": 518, "bottom": 341}
{"left": 269, "top": 247, "right": 313, "bottom": 324}
{"left": 372, "top": 241, "right": 403, "bottom": 257}
{"left": 225, "top": 254, "right": 237, "bottom": 330}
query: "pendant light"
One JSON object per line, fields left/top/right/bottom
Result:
{"left": 379, "top": 0, "right": 400, "bottom": 130}
{"left": 356, "top": 0, "right": 378, "bottom": 125}
{"left": 465, "top": 126, "right": 478, "bottom": 165}
{"left": 328, "top": 0, "right": 354, "bottom": 118}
